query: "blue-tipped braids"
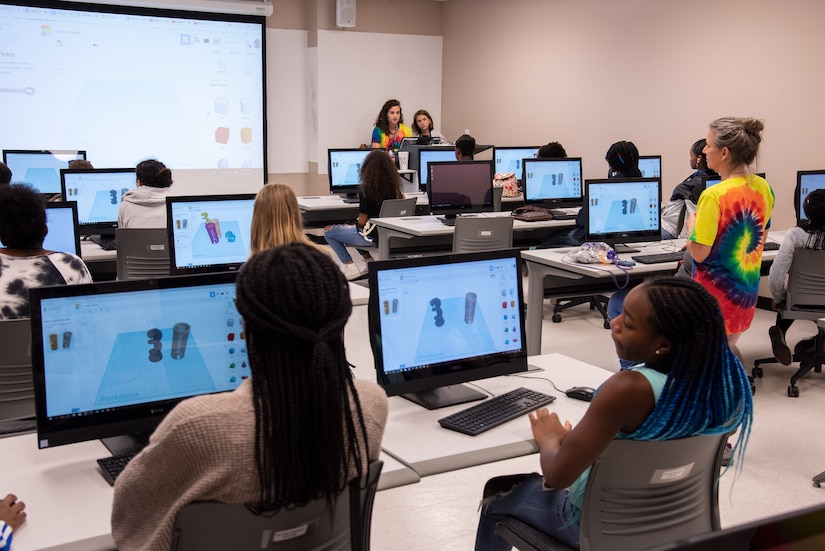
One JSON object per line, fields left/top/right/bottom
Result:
{"left": 631, "top": 277, "right": 753, "bottom": 464}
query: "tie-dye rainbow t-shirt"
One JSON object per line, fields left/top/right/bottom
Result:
{"left": 371, "top": 123, "right": 413, "bottom": 151}
{"left": 690, "top": 174, "right": 774, "bottom": 335}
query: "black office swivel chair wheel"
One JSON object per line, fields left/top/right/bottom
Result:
{"left": 752, "top": 365, "right": 764, "bottom": 379}
{"left": 551, "top": 313, "right": 562, "bottom": 323}
{"left": 788, "top": 384, "right": 800, "bottom": 398}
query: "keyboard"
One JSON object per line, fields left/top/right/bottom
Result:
{"left": 97, "top": 452, "right": 137, "bottom": 486}
{"left": 437, "top": 387, "right": 556, "bottom": 436}
{"left": 550, "top": 211, "right": 578, "bottom": 221}
{"left": 763, "top": 241, "right": 780, "bottom": 251}
{"left": 631, "top": 251, "right": 685, "bottom": 264}
{"left": 89, "top": 235, "right": 118, "bottom": 250}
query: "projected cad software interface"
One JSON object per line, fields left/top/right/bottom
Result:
{"left": 62, "top": 171, "right": 137, "bottom": 225}
{"left": 587, "top": 181, "right": 659, "bottom": 234}
{"left": 375, "top": 257, "right": 522, "bottom": 374}
{"left": 38, "top": 282, "right": 246, "bottom": 419}
{"left": 524, "top": 160, "right": 582, "bottom": 201}
{"left": 169, "top": 199, "right": 253, "bottom": 269}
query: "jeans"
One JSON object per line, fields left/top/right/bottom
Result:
{"left": 323, "top": 224, "right": 375, "bottom": 264}
{"left": 475, "top": 473, "right": 580, "bottom": 551}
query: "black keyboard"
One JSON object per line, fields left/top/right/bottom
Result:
{"left": 89, "top": 235, "right": 118, "bottom": 250}
{"left": 763, "top": 241, "right": 780, "bottom": 251}
{"left": 437, "top": 387, "right": 556, "bottom": 436}
{"left": 550, "top": 211, "right": 578, "bottom": 221}
{"left": 631, "top": 251, "right": 685, "bottom": 264}
{"left": 97, "top": 452, "right": 137, "bottom": 486}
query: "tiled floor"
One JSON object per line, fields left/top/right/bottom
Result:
{"left": 344, "top": 294, "right": 825, "bottom": 550}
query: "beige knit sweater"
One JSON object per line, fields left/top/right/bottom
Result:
{"left": 111, "top": 378, "right": 388, "bottom": 551}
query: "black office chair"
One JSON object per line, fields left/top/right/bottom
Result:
{"left": 494, "top": 435, "right": 727, "bottom": 551}
{"left": 752, "top": 248, "right": 825, "bottom": 397}
{"left": 452, "top": 216, "right": 514, "bottom": 253}
{"left": 171, "top": 460, "right": 382, "bottom": 551}
{"left": 551, "top": 295, "right": 611, "bottom": 329}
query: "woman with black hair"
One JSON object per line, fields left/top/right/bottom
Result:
{"left": 112, "top": 244, "right": 388, "bottom": 551}
{"left": 370, "top": 98, "right": 413, "bottom": 152}
{"left": 605, "top": 140, "right": 641, "bottom": 178}
{"left": 661, "top": 139, "right": 720, "bottom": 239}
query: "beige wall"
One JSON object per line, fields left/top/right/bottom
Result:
{"left": 439, "top": 0, "right": 825, "bottom": 229}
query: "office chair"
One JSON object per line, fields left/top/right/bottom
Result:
{"left": 452, "top": 216, "right": 514, "bottom": 253}
{"left": 492, "top": 186, "right": 504, "bottom": 212}
{"left": 115, "top": 228, "right": 171, "bottom": 280}
{"left": 494, "top": 434, "right": 727, "bottom": 551}
{"left": 0, "top": 318, "right": 35, "bottom": 435}
{"left": 170, "top": 460, "right": 383, "bottom": 551}
{"left": 752, "top": 248, "right": 825, "bottom": 397}
{"left": 372, "top": 197, "right": 418, "bottom": 261}
{"left": 551, "top": 295, "right": 611, "bottom": 329}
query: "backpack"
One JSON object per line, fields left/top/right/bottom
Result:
{"left": 493, "top": 172, "right": 520, "bottom": 198}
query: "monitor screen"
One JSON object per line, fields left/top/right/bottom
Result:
{"left": 427, "top": 161, "right": 494, "bottom": 222}
{"left": 166, "top": 194, "right": 255, "bottom": 274}
{"left": 44, "top": 202, "right": 81, "bottom": 257}
{"left": 2, "top": 150, "right": 87, "bottom": 194}
{"left": 638, "top": 155, "right": 662, "bottom": 179}
{"left": 327, "top": 148, "right": 371, "bottom": 199}
{"left": 702, "top": 174, "right": 723, "bottom": 189}
{"left": 419, "top": 147, "right": 459, "bottom": 188}
{"left": 30, "top": 271, "right": 247, "bottom": 454}
{"left": 492, "top": 146, "right": 539, "bottom": 180}
{"left": 523, "top": 157, "right": 584, "bottom": 207}
{"left": 60, "top": 168, "right": 137, "bottom": 238}
{"left": 585, "top": 178, "right": 662, "bottom": 250}
{"left": 368, "top": 249, "right": 527, "bottom": 409}
{"left": 796, "top": 170, "right": 825, "bottom": 224}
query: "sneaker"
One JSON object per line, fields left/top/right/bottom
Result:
{"left": 769, "top": 326, "right": 792, "bottom": 365}
{"left": 343, "top": 263, "right": 364, "bottom": 281}
{"left": 721, "top": 443, "right": 733, "bottom": 467}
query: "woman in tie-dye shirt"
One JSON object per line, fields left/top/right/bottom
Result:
{"left": 370, "top": 99, "right": 413, "bottom": 152}
{"left": 687, "top": 117, "right": 774, "bottom": 358}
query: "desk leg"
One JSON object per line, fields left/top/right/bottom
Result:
{"left": 526, "top": 262, "right": 547, "bottom": 356}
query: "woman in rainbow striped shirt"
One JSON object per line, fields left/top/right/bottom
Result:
{"left": 370, "top": 98, "right": 413, "bottom": 152}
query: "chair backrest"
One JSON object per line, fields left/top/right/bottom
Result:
{"left": 452, "top": 216, "right": 514, "bottom": 253}
{"left": 0, "top": 318, "right": 34, "bottom": 422}
{"left": 492, "top": 185, "right": 503, "bottom": 212}
{"left": 578, "top": 434, "right": 726, "bottom": 551}
{"left": 170, "top": 460, "right": 383, "bottom": 551}
{"left": 785, "top": 248, "right": 825, "bottom": 317}
{"left": 116, "top": 228, "right": 171, "bottom": 281}
{"left": 378, "top": 197, "right": 417, "bottom": 218}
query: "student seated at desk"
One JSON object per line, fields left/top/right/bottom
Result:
{"left": 661, "top": 138, "right": 719, "bottom": 239}
{"left": 117, "top": 159, "right": 174, "bottom": 229}
{"left": 324, "top": 150, "right": 404, "bottom": 280}
{"left": 455, "top": 133, "right": 476, "bottom": 161}
{"left": 768, "top": 189, "right": 825, "bottom": 364}
{"left": 0, "top": 493, "right": 26, "bottom": 551}
{"left": 111, "top": 244, "right": 388, "bottom": 551}
{"left": 475, "top": 278, "right": 753, "bottom": 550}
{"left": 250, "top": 183, "right": 319, "bottom": 254}
{"left": 411, "top": 109, "right": 446, "bottom": 143}
{"left": 0, "top": 184, "right": 92, "bottom": 319}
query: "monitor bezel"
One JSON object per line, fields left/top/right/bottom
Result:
{"left": 638, "top": 155, "right": 662, "bottom": 180}
{"left": 3, "top": 149, "right": 87, "bottom": 195}
{"left": 522, "top": 157, "right": 584, "bottom": 208}
{"left": 327, "top": 148, "right": 371, "bottom": 199}
{"left": 584, "top": 177, "right": 662, "bottom": 246}
{"left": 795, "top": 170, "right": 825, "bottom": 225}
{"left": 367, "top": 249, "right": 528, "bottom": 401}
{"left": 59, "top": 167, "right": 137, "bottom": 237}
{"left": 417, "top": 146, "right": 459, "bottom": 190}
{"left": 44, "top": 201, "right": 82, "bottom": 258}
{"left": 426, "top": 160, "right": 495, "bottom": 219}
{"left": 165, "top": 193, "right": 257, "bottom": 275}
{"left": 491, "top": 146, "right": 540, "bottom": 182}
{"left": 30, "top": 271, "right": 240, "bottom": 451}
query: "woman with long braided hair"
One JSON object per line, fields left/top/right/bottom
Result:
{"left": 475, "top": 277, "right": 753, "bottom": 550}
{"left": 112, "top": 244, "right": 388, "bottom": 551}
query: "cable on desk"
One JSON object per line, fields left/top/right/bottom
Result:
{"left": 464, "top": 381, "right": 495, "bottom": 399}
{"left": 509, "top": 373, "right": 565, "bottom": 394}
{"left": 560, "top": 251, "right": 632, "bottom": 290}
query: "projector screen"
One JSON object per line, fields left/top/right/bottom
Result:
{"left": 0, "top": 1, "right": 267, "bottom": 196}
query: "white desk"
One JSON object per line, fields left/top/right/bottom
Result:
{"left": 298, "top": 194, "right": 429, "bottom": 227}
{"left": 0, "top": 433, "right": 417, "bottom": 551}
{"left": 348, "top": 281, "right": 370, "bottom": 306}
{"left": 380, "top": 354, "right": 612, "bottom": 477}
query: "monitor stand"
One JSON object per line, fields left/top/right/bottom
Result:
{"left": 439, "top": 214, "right": 457, "bottom": 227}
{"left": 100, "top": 432, "right": 151, "bottom": 457}
{"left": 341, "top": 193, "right": 359, "bottom": 204}
{"left": 612, "top": 243, "right": 641, "bottom": 254}
{"left": 401, "top": 384, "right": 486, "bottom": 410}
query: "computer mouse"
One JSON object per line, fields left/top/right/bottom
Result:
{"left": 565, "top": 386, "right": 595, "bottom": 402}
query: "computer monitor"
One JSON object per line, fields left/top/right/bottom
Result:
{"left": 3, "top": 150, "right": 87, "bottom": 195}
{"left": 638, "top": 155, "right": 662, "bottom": 179}
{"left": 796, "top": 170, "right": 825, "bottom": 224}
{"left": 60, "top": 168, "right": 137, "bottom": 245}
{"left": 327, "top": 148, "right": 371, "bottom": 202}
{"left": 418, "top": 147, "right": 459, "bottom": 190}
{"left": 44, "top": 202, "right": 81, "bottom": 257}
{"left": 427, "top": 161, "right": 494, "bottom": 225}
{"left": 522, "top": 157, "right": 584, "bottom": 208}
{"left": 367, "top": 249, "right": 527, "bottom": 409}
{"left": 492, "top": 146, "right": 539, "bottom": 181}
{"left": 30, "top": 271, "right": 247, "bottom": 458}
{"left": 166, "top": 194, "right": 255, "bottom": 274}
{"left": 702, "top": 174, "right": 723, "bottom": 190}
{"left": 584, "top": 178, "right": 662, "bottom": 252}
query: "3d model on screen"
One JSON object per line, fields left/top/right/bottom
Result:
{"left": 62, "top": 331, "right": 72, "bottom": 350}
{"left": 147, "top": 328, "right": 163, "bottom": 363}
{"left": 430, "top": 297, "right": 445, "bottom": 327}
{"left": 171, "top": 323, "right": 190, "bottom": 360}
{"left": 465, "top": 292, "right": 477, "bottom": 324}
{"left": 201, "top": 212, "right": 221, "bottom": 244}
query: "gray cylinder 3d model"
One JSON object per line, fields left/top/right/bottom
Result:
{"left": 465, "top": 292, "right": 477, "bottom": 324}
{"left": 172, "top": 323, "right": 191, "bottom": 359}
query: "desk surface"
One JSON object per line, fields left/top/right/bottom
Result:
{"left": 79, "top": 240, "right": 116, "bottom": 263}
{"left": 380, "top": 353, "right": 611, "bottom": 477}
{"left": 298, "top": 193, "right": 430, "bottom": 212}
{"left": 372, "top": 211, "right": 572, "bottom": 237}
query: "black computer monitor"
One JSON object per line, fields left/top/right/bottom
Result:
{"left": 44, "top": 202, "right": 81, "bottom": 257}
{"left": 60, "top": 168, "right": 137, "bottom": 245}
{"left": 796, "top": 170, "right": 825, "bottom": 224}
{"left": 166, "top": 194, "right": 255, "bottom": 275}
{"left": 523, "top": 157, "right": 584, "bottom": 208}
{"left": 427, "top": 161, "right": 494, "bottom": 225}
{"left": 327, "top": 148, "right": 371, "bottom": 202}
{"left": 584, "top": 178, "right": 662, "bottom": 253}
{"left": 3, "top": 150, "right": 87, "bottom": 194}
{"left": 638, "top": 155, "right": 662, "bottom": 179}
{"left": 702, "top": 174, "right": 723, "bottom": 190}
{"left": 368, "top": 249, "right": 527, "bottom": 409}
{"left": 492, "top": 146, "right": 539, "bottom": 181}
{"left": 418, "top": 147, "right": 459, "bottom": 190}
{"left": 30, "top": 271, "right": 247, "bottom": 458}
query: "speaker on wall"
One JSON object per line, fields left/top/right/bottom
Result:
{"left": 336, "top": 0, "right": 356, "bottom": 28}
